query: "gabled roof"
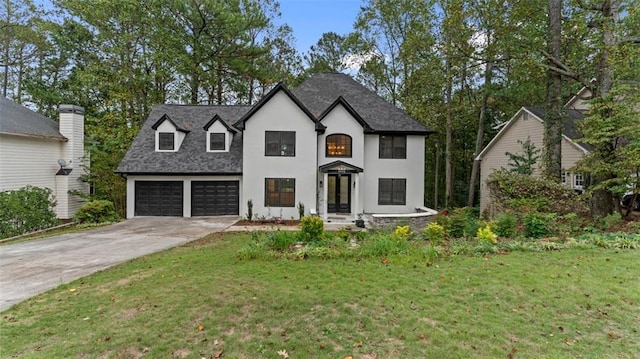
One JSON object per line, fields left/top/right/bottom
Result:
{"left": 476, "top": 107, "right": 590, "bottom": 161}
{"left": 319, "top": 160, "right": 364, "bottom": 173}
{"left": 293, "top": 73, "right": 434, "bottom": 135}
{"left": 234, "top": 83, "right": 324, "bottom": 132}
{"left": 116, "top": 104, "right": 251, "bottom": 174}
{"left": 0, "top": 96, "right": 66, "bottom": 141}
{"left": 203, "top": 114, "right": 237, "bottom": 133}
{"left": 317, "top": 96, "right": 374, "bottom": 132}
{"left": 152, "top": 114, "right": 191, "bottom": 133}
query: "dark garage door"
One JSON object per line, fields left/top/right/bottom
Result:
{"left": 191, "top": 181, "right": 239, "bottom": 216}
{"left": 135, "top": 181, "right": 183, "bottom": 216}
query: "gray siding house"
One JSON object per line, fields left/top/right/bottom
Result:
{"left": 116, "top": 73, "right": 434, "bottom": 220}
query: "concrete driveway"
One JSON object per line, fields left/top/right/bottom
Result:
{"left": 0, "top": 216, "right": 237, "bottom": 311}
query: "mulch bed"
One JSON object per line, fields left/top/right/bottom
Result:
{"left": 234, "top": 219, "right": 300, "bottom": 226}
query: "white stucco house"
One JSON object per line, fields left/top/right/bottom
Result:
{"left": 116, "top": 73, "right": 435, "bottom": 221}
{"left": 0, "top": 97, "right": 89, "bottom": 219}
{"left": 476, "top": 88, "right": 592, "bottom": 213}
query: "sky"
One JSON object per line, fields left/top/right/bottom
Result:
{"left": 35, "top": 0, "right": 364, "bottom": 55}
{"left": 278, "top": 0, "right": 363, "bottom": 53}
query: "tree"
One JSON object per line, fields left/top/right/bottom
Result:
{"left": 542, "top": 0, "right": 563, "bottom": 181}
{"left": 506, "top": 138, "right": 541, "bottom": 175}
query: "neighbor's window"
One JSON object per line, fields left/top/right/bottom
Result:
{"left": 379, "top": 135, "right": 406, "bottom": 159}
{"left": 158, "top": 132, "right": 174, "bottom": 151}
{"left": 265, "top": 131, "right": 295, "bottom": 156}
{"left": 378, "top": 178, "right": 406, "bottom": 205}
{"left": 209, "top": 133, "right": 226, "bottom": 151}
{"left": 326, "top": 134, "right": 352, "bottom": 157}
{"left": 265, "top": 178, "right": 295, "bottom": 207}
{"left": 561, "top": 171, "right": 568, "bottom": 185}
{"left": 574, "top": 173, "right": 584, "bottom": 188}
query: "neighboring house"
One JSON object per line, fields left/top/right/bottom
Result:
{"left": 116, "top": 73, "right": 434, "bottom": 220}
{"left": 476, "top": 88, "right": 592, "bottom": 213}
{"left": 0, "top": 98, "right": 89, "bottom": 219}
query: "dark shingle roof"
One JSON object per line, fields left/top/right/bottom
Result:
{"left": 116, "top": 105, "right": 250, "bottom": 174}
{"left": 0, "top": 96, "right": 65, "bottom": 140}
{"left": 525, "top": 107, "right": 592, "bottom": 151}
{"left": 293, "top": 73, "right": 434, "bottom": 134}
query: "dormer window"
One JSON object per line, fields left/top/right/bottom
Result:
{"left": 204, "top": 115, "right": 234, "bottom": 153}
{"left": 158, "top": 132, "right": 175, "bottom": 151}
{"left": 152, "top": 114, "right": 189, "bottom": 152}
{"left": 209, "top": 133, "right": 226, "bottom": 151}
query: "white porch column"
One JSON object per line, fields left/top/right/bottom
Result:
{"left": 353, "top": 173, "right": 360, "bottom": 219}
{"left": 322, "top": 172, "right": 328, "bottom": 221}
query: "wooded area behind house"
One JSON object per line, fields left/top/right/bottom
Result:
{"left": 1, "top": 0, "right": 638, "bottom": 216}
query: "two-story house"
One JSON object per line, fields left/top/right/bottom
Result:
{"left": 116, "top": 73, "right": 434, "bottom": 221}
{"left": 476, "top": 87, "right": 593, "bottom": 213}
{"left": 0, "top": 98, "right": 89, "bottom": 219}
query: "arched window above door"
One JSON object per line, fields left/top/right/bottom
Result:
{"left": 326, "top": 134, "right": 352, "bottom": 157}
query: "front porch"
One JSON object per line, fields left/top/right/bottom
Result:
{"left": 318, "top": 160, "right": 364, "bottom": 223}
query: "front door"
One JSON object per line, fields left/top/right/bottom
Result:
{"left": 327, "top": 174, "right": 351, "bottom": 213}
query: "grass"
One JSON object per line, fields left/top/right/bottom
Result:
{"left": 1, "top": 232, "right": 639, "bottom": 358}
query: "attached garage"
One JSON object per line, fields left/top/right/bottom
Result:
{"left": 135, "top": 181, "right": 183, "bottom": 216}
{"left": 191, "top": 181, "right": 239, "bottom": 216}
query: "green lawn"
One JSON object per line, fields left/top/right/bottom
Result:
{"left": 1, "top": 232, "right": 639, "bottom": 358}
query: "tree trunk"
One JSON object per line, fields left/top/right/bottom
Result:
{"left": 445, "top": 55, "right": 454, "bottom": 207}
{"left": 434, "top": 140, "right": 440, "bottom": 209}
{"left": 543, "top": 0, "right": 563, "bottom": 181}
{"left": 590, "top": 0, "right": 618, "bottom": 216}
{"left": 468, "top": 60, "right": 493, "bottom": 207}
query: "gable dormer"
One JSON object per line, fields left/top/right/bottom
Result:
{"left": 203, "top": 115, "right": 236, "bottom": 152}
{"left": 152, "top": 114, "right": 190, "bottom": 152}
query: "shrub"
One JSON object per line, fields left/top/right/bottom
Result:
{"left": 74, "top": 200, "right": 119, "bottom": 224}
{"left": 599, "top": 212, "right": 622, "bottom": 230}
{"left": 476, "top": 224, "right": 498, "bottom": 244}
{"left": 299, "top": 216, "right": 324, "bottom": 242}
{"left": 493, "top": 212, "right": 518, "bottom": 238}
{"left": 487, "top": 169, "right": 588, "bottom": 215}
{"left": 523, "top": 212, "right": 554, "bottom": 238}
{"left": 266, "top": 230, "right": 298, "bottom": 251}
{"left": 0, "top": 186, "right": 58, "bottom": 239}
{"left": 393, "top": 225, "right": 412, "bottom": 240}
{"left": 246, "top": 199, "right": 253, "bottom": 221}
{"left": 438, "top": 207, "right": 479, "bottom": 238}
{"left": 422, "top": 222, "right": 445, "bottom": 244}
{"left": 358, "top": 233, "right": 409, "bottom": 257}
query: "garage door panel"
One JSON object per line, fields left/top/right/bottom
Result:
{"left": 191, "top": 181, "right": 239, "bottom": 216}
{"left": 135, "top": 181, "right": 183, "bottom": 216}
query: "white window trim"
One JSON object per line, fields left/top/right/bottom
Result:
{"left": 574, "top": 173, "right": 584, "bottom": 190}
{"left": 156, "top": 131, "right": 177, "bottom": 152}
{"left": 207, "top": 132, "right": 229, "bottom": 152}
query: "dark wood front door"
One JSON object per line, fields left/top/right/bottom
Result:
{"left": 327, "top": 174, "right": 351, "bottom": 213}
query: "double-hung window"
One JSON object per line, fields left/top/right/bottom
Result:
{"left": 265, "top": 178, "right": 295, "bottom": 207}
{"left": 379, "top": 135, "right": 406, "bottom": 159}
{"left": 378, "top": 178, "right": 406, "bottom": 205}
{"left": 265, "top": 131, "right": 295, "bottom": 156}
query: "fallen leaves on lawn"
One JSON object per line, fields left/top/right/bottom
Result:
{"left": 214, "top": 349, "right": 224, "bottom": 358}
{"left": 277, "top": 349, "right": 289, "bottom": 358}
{"left": 197, "top": 324, "right": 205, "bottom": 331}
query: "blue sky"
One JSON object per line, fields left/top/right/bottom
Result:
{"left": 277, "top": 0, "right": 362, "bottom": 53}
